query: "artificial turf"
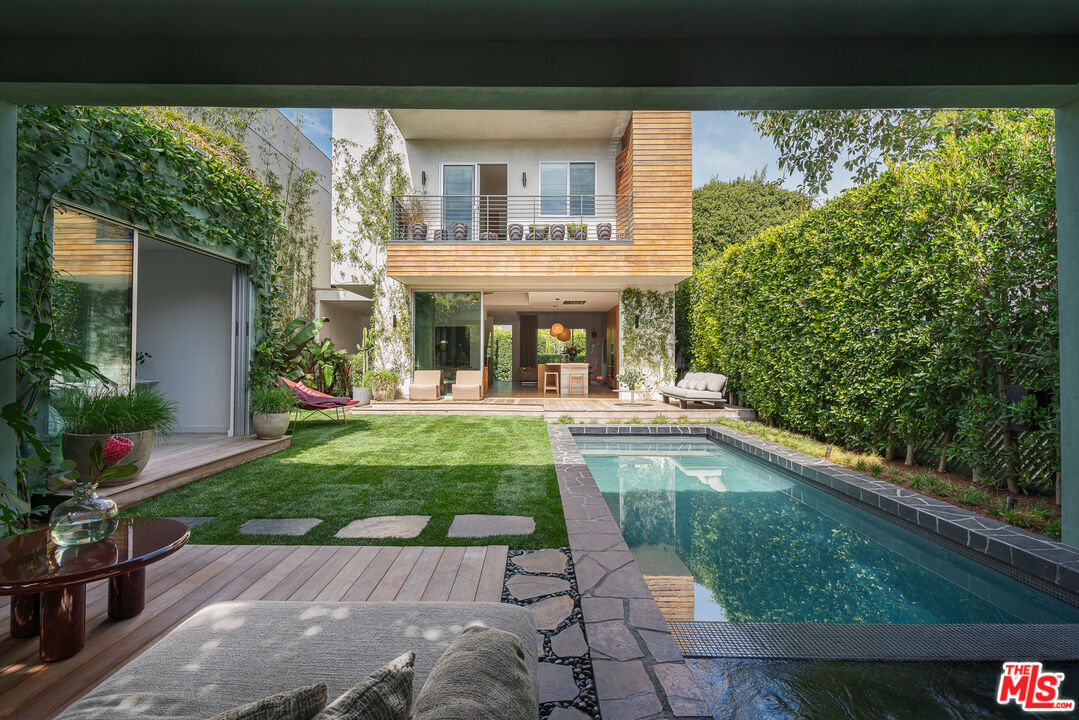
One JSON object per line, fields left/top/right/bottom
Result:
{"left": 124, "top": 415, "right": 567, "bottom": 549}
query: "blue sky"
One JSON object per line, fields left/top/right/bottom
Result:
{"left": 278, "top": 108, "right": 852, "bottom": 196}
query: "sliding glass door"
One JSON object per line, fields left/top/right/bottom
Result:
{"left": 442, "top": 165, "right": 475, "bottom": 239}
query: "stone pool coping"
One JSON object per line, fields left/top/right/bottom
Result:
{"left": 569, "top": 423, "right": 1079, "bottom": 602}
{"left": 549, "top": 425, "right": 711, "bottom": 720}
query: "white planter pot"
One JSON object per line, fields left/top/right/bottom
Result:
{"left": 352, "top": 387, "right": 373, "bottom": 405}
{"left": 252, "top": 412, "right": 290, "bottom": 440}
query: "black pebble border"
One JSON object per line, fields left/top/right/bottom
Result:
{"left": 503, "top": 547, "right": 601, "bottom": 720}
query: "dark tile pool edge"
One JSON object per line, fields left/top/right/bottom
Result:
{"left": 568, "top": 424, "right": 1079, "bottom": 605}
{"left": 549, "top": 424, "right": 711, "bottom": 720}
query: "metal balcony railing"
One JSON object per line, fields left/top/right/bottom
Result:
{"left": 390, "top": 194, "right": 632, "bottom": 243}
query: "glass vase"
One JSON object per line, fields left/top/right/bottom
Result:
{"left": 49, "top": 484, "right": 119, "bottom": 547}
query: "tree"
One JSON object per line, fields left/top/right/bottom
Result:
{"left": 740, "top": 108, "right": 1038, "bottom": 195}
{"left": 678, "top": 172, "right": 811, "bottom": 370}
{"left": 691, "top": 170, "right": 812, "bottom": 263}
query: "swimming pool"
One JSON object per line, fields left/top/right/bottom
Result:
{"left": 578, "top": 435, "right": 1079, "bottom": 624}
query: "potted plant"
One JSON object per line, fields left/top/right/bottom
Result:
{"left": 250, "top": 384, "right": 294, "bottom": 439}
{"left": 618, "top": 367, "right": 647, "bottom": 406}
{"left": 351, "top": 328, "right": 374, "bottom": 405}
{"left": 369, "top": 369, "right": 401, "bottom": 401}
{"left": 55, "top": 386, "right": 178, "bottom": 486}
{"left": 564, "top": 344, "right": 581, "bottom": 362}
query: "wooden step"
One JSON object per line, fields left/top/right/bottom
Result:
{"left": 97, "top": 436, "right": 290, "bottom": 508}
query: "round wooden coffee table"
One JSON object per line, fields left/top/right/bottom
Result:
{"left": 0, "top": 517, "right": 189, "bottom": 661}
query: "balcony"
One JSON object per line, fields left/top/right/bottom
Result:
{"left": 391, "top": 194, "right": 632, "bottom": 243}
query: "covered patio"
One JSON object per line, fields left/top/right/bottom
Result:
{"left": 3, "top": 3, "right": 1079, "bottom": 720}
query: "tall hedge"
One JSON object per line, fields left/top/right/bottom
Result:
{"left": 691, "top": 110, "right": 1058, "bottom": 491}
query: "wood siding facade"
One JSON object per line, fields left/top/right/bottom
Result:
{"left": 386, "top": 111, "right": 692, "bottom": 291}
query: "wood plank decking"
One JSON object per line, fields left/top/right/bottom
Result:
{"left": 357, "top": 397, "right": 756, "bottom": 422}
{"left": 65, "top": 436, "right": 291, "bottom": 509}
{"left": 0, "top": 543, "right": 508, "bottom": 720}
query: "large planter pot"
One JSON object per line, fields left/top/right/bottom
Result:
{"left": 252, "top": 412, "right": 290, "bottom": 440}
{"left": 62, "top": 429, "right": 155, "bottom": 487}
{"left": 352, "top": 387, "right": 373, "bottom": 405}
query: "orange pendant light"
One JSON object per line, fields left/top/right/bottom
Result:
{"left": 550, "top": 322, "right": 565, "bottom": 338}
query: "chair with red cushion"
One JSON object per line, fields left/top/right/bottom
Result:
{"left": 279, "top": 377, "right": 360, "bottom": 430}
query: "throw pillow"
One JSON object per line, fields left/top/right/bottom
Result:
{"left": 414, "top": 626, "right": 536, "bottom": 720}
{"left": 313, "top": 652, "right": 415, "bottom": 720}
{"left": 704, "top": 374, "right": 727, "bottom": 393}
{"left": 675, "top": 377, "right": 688, "bottom": 388}
{"left": 207, "top": 683, "right": 328, "bottom": 720}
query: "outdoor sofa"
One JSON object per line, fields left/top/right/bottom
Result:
{"left": 408, "top": 370, "right": 443, "bottom": 400}
{"left": 54, "top": 600, "right": 538, "bottom": 720}
{"left": 659, "top": 371, "right": 728, "bottom": 408}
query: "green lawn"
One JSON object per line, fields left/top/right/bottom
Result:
{"left": 125, "top": 415, "right": 567, "bottom": 549}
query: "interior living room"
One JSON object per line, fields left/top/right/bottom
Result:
{"left": 483, "top": 291, "right": 620, "bottom": 398}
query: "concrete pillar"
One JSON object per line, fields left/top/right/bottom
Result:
{"left": 0, "top": 100, "right": 16, "bottom": 494}
{"left": 1058, "top": 99, "right": 1079, "bottom": 548}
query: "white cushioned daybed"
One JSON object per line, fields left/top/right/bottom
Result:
{"left": 659, "top": 372, "right": 727, "bottom": 408}
{"left": 54, "top": 601, "right": 537, "bottom": 720}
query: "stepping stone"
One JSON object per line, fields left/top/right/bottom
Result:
{"left": 166, "top": 516, "right": 215, "bottom": 528}
{"left": 511, "top": 548, "right": 567, "bottom": 574}
{"left": 537, "top": 662, "right": 579, "bottom": 703}
{"left": 239, "top": 518, "right": 321, "bottom": 536}
{"left": 550, "top": 623, "right": 588, "bottom": 657}
{"left": 335, "top": 515, "right": 430, "bottom": 539}
{"left": 528, "top": 595, "right": 574, "bottom": 630}
{"left": 447, "top": 514, "right": 535, "bottom": 537}
{"left": 505, "top": 574, "right": 571, "bottom": 601}
{"left": 548, "top": 709, "right": 589, "bottom": 720}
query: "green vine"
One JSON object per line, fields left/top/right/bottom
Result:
{"left": 620, "top": 288, "right": 676, "bottom": 392}
{"left": 10, "top": 105, "right": 285, "bottom": 506}
{"left": 332, "top": 109, "right": 413, "bottom": 376}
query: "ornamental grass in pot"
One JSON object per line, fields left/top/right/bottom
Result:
{"left": 251, "top": 384, "right": 294, "bottom": 439}
{"left": 55, "top": 386, "right": 179, "bottom": 486}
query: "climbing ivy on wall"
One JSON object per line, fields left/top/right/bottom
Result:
{"left": 332, "top": 109, "right": 413, "bottom": 375}
{"left": 620, "top": 288, "right": 676, "bottom": 393}
{"left": 11, "top": 105, "right": 284, "bottom": 494}
{"left": 691, "top": 109, "right": 1058, "bottom": 493}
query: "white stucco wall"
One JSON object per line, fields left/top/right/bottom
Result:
{"left": 330, "top": 109, "right": 409, "bottom": 285}
{"left": 241, "top": 109, "right": 332, "bottom": 289}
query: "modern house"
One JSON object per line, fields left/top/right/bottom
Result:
{"left": 332, "top": 109, "right": 692, "bottom": 397}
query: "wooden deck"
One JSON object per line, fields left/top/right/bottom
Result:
{"left": 357, "top": 396, "right": 756, "bottom": 422}
{"left": 0, "top": 543, "right": 508, "bottom": 720}
{"left": 94, "top": 435, "right": 291, "bottom": 508}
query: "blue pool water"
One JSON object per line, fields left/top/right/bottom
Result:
{"left": 578, "top": 436, "right": 1079, "bottom": 624}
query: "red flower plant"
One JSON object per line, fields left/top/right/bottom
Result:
{"left": 101, "top": 436, "right": 134, "bottom": 466}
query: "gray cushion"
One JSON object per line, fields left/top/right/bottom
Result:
{"left": 207, "top": 684, "right": 327, "bottom": 720}
{"left": 313, "top": 652, "right": 413, "bottom": 720}
{"left": 55, "top": 602, "right": 537, "bottom": 720}
{"left": 703, "top": 373, "right": 727, "bottom": 393}
{"left": 413, "top": 626, "right": 537, "bottom": 720}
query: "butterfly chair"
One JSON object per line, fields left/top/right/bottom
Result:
{"left": 279, "top": 377, "right": 360, "bottom": 431}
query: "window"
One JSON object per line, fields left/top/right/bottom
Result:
{"left": 52, "top": 205, "right": 134, "bottom": 388}
{"left": 413, "top": 292, "right": 482, "bottom": 375}
{"left": 539, "top": 162, "right": 596, "bottom": 216}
